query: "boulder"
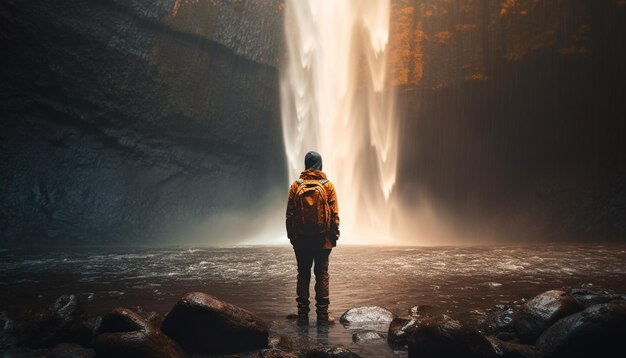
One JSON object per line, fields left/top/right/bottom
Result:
{"left": 535, "top": 301, "right": 626, "bottom": 358}
{"left": 514, "top": 290, "right": 584, "bottom": 343}
{"left": 387, "top": 317, "right": 422, "bottom": 346}
{"left": 160, "top": 292, "right": 268, "bottom": 355}
{"left": 569, "top": 288, "right": 623, "bottom": 307}
{"left": 16, "top": 294, "right": 95, "bottom": 348}
{"left": 352, "top": 330, "right": 385, "bottom": 342}
{"left": 95, "top": 307, "right": 184, "bottom": 358}
{"left": 407, "top": 315, "right": 498, "bottom": 358}
{"left": 486, "top": 336, "right": 535, "bottom": 358}
{"left": 339, "top": 306, "right": 395, "bottom": 324}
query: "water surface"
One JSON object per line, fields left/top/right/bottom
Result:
{"left": 1, "top": 245, "right": 625, "bottom": 357}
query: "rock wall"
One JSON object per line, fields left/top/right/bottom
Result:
{"left": 1, "top": 0, "right": 624, "bottom": 245}
{"left": 0, "top": 0, "right": 286, "bottom": 245}
{"left": 389, "top": 0, "right": 626, "bottom": 241}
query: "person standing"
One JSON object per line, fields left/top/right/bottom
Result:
{"left": 286, "top": 151, "right": 340, "bottom": 324}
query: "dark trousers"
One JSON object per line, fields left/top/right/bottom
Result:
{"left": 294, "top": 248, "right": 331, "bottom": 314}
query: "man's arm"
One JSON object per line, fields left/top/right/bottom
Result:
{"left": 286, "top": 182, "right": 296, "bottom": 242}
{"left": 327, "top": 183, "right": 340, "bottom": 242}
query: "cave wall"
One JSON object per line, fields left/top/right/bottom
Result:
{"left": 389, "top": 0, "right": 626, "bottom": 241}
{"left": 0, "top": 0, "right": 286, "bottom": 245}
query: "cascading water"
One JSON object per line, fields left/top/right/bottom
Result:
{"left": 280, "top": 0, "right": 398, "bottom": 243}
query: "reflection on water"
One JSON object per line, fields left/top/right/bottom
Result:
{"left": 1, "top": 245, "right": 625, "bottom": 357}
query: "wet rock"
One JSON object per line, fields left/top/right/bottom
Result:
{"left": 0, "top": 311, "right": 17, "bottom": 349}
{"left": 352, "top": 330, "right": 385, "bottom": 342}
{"left": 569, "top": 288, "right": 623, "bottom": 307}
{"left": 17, "top": 294, "right": 95, "bottom": 348}
{"left": 479, "top": 306, "right": 517, "bottom": 339}
{"left": 468, "top": 308, "right": 488, "bottom": 328}
{"left": 0, "top": 346, "right": 52, "bottom": 357}
{"left": 514, "top": 290, "right": 584, "bottom": 343}
{"left": 0, "top": 331, "right": 18, "bottom": 349}
{"left": 303, "top": 347, "right": 362, "bottom": 358}
{"left": 52, "top": 342, "right": 95, "bottom": 358}
{"left": 494, "top": 331, "right": 517, "bottom": 341}
{"left": 160, "top": 292, "right": 268, "bottom": 355}
{"left": 486, "top": 336, "right": 535, "bottom": 358}
{"left": 97, "top": 308, "right": 147, "bottom": 333}
{"left": 82, "top": 315, "right": 102, "bottom": 342}
{"left": 407, "top": 314, "right": 498, "bottom": 358}
{"left": 339, "top": 306, "right": 395, "bottom": 324}
{"left": 387, "top": 317, "right": 422, "bottom": 346}
{"left": 129, "top": 306, "right": 164, "bottom": 330}
{"left": 535, "top": 301, "right": 626, "bottom": 358}
{"left": 0, "top": 311, "right": 15, "bottom": 333}
{"left": 95, "top": 307, "right": 184, "bottom": 358}
{"left": 260, "top": 348, "right": 298, "bottom": 358}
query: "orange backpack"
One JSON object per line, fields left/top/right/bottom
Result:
{"left": 293, "top": 179, "right": 331, "bottom": 237}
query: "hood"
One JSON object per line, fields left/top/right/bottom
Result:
{"left": 305, "top": 151, "right": 323, "bottom": 170}
{"left": 299, "top": 169, "right": 327, "bottom": 180}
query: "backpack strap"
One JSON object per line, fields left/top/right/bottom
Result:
{"left": 296, "top": 178, "right": 328, "bottom": 185}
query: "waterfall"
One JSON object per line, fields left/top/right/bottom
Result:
{"left": 280, "top": 0, "right": 398, "bottom": 243}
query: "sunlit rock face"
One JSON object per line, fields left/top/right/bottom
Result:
{"left": 0, "top": 0, "right": 285, "bottom": 245}
{"left": 388, "top": 0, "right": 626, "bottom": 242}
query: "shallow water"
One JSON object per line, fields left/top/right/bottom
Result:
{"left": 1, "top": 245, "right": 625, "bottom": 357}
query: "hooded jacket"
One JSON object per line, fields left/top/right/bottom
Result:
{"left": 286, "top": 169, "right": 340, "bottom": 249}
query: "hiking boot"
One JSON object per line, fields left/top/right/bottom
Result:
{"left": 316, "top": 312, "right": 335, "bottom": 325}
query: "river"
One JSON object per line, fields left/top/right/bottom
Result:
{"left": 1, "top": 245, "right": 625, "bottom": 357}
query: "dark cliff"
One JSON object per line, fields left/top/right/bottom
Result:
{"left": 390, "top": 0, "right": 626, "bottom": 242}
{"left": 0, "top": 0, "right": 285, "bottom": 245}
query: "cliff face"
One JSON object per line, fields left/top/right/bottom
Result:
{"left": 0, "top": 0, "right": 285, "bottom": 245}
{"left": 389, "top": 0, "right": 626, "bottom": 241}
{"left": 1, "top": 0, "right": 624, "bottom": 245}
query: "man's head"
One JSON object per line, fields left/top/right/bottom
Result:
{"left": 305, "top": 151, "right": 323, "bottom": 170}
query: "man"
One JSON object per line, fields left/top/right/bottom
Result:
{"left": 286, "top": 151, "right": 340, "bottom": 324}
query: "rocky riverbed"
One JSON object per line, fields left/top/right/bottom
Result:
{"left": 1, "top": 285, "right": 625, "bottom": 357}
{"left": 1, "top": 245, "right": 626, "bottom": 357}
